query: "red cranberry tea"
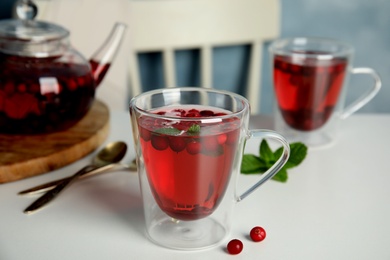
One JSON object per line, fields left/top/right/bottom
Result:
{"left": 0, "top": 54, "right": 109, "bottom": 134}
{"left": 273, "top": 52, "right": 347, "bottom": 131}
{"left": 138, "top": 106, "right": 240, "bottom": 221}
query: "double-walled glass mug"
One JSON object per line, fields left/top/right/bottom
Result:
{"left": 129, "top": 88, "right": 290, "bottom": 250}
{"left": 269, "top": 37, "right": 382, "bottom": 147}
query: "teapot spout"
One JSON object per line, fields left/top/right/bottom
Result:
{"left": 90, "top": 22, "right": 127, "bottom": 87}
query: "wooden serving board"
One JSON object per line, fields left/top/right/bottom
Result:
{"left": 0, "top": 100, "right": 110, "bottom": 184}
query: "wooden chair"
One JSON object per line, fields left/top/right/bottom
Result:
{"left": 35, "top": 0, "right": 280, "bottom": 113}
{"left": 126, "top": 0, "right": 280, "bottom": 114}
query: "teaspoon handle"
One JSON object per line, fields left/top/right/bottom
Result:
{"left": 19, "top": 164, "right": 122, "bottom": 195}
{"left": 23, "top": 165, "right": 94, "bottom": 214}
{"left": 19, "top": 165, "right": 96, "bottom": 195}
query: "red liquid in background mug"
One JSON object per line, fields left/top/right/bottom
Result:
{"left": 0, "top": 54, "right": 110, "bottom": 134}
{"left": 138, "top": 106, "right": 240, "bottom": 221}
{"left": 273, "top": 51, "right": 347, "bottom": 131}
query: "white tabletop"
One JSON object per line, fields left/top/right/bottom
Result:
{"left": 1, "top": 112, "right": 390, "bottom": 260}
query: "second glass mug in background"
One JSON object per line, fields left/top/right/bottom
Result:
{"left": 269, "top": 37, "right": 382, "bottom": 147}
{"left": 129, "top": 88, "right": 290, "bottom": 250}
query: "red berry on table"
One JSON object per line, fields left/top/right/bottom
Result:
{"left": 227, "top": 239, "right": 243, "bottom": 255}
{"left": 250, "top": 226, "right": 266, "bottom": 242}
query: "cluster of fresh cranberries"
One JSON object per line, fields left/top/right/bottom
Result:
{"left": 139, "top": 108, "right": 239, "bottom": 154}
{"left": 226, "top": 226, "right": 266, "bottom": 255}
{"left": 157, "top": 108, "right": 229, "bottom": 118}
{"left": 147, "top": 129, "right": 236, "bottom": 154}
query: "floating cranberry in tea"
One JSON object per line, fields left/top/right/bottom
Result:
{"left": 186, "top": 109, "right": 201, "bottom": 117}
{"left": 0, "top": 1, "right": 126, "bottom": 134}
{"left": 200, "top": 110, "right": 214, "bottom": 117}
{"left": 168, "top": 136, "right": 187, "bottom": 152}
{"left": 186, "top": 140, "right": 201, "bottom": 155}
{"left": 151, "top": 135, "right": 169, "bottom": 151}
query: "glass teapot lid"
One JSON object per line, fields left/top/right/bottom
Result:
{"left": 0, "top": 0, "right": 69, "bottom": 57}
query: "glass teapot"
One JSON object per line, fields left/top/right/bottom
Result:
{"left": 0, "top": 0, "right": 126, "bottom": 134}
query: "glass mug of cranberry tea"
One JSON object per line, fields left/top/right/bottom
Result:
{"left": 269, "top": 37, "right": 381, "bottom": 147}
{"left": 129, "top": 88, "right": 290, "bottom": 250}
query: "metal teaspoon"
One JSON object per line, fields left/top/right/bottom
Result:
{"left": 23, "top": 141, "right": 128, "bottom": 214}
{"left": 19, "top": 159, "right": 137, "bottom": 195}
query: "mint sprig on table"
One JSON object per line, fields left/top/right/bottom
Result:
{"left": 240, "top": 140, "right": 308, "bottom": 182}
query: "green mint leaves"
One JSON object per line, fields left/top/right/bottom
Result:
{"left": 155, "top": 123, "right": 201, "bottom": 136}
{"left": 154, "top": 127, "right": 181, "bottom": 135}
{"left": 241, "top": 140, "right": 308, "bottom": 182}
{"left": 188, "top": 124, "right": 201, "bottom": 134}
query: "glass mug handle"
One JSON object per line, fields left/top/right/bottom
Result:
{"left": 237, "top": 130, "right": 290, "bottom": 201}
{"left": 341, "top": 67, "right": 382, "bottom": 119}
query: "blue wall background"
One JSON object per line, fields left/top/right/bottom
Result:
{"left": 1, "top": 0, "right": 389, "bottom": 114}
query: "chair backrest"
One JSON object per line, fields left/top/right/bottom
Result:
{"left": 127, "top": 0, "right": 280, "bottom": 113}
{"left": 35, "top": 0, "right": 280, "bottom": 113}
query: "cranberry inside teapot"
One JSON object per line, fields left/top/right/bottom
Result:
{"left": 0, "top": 53, "right": 104, "bottom": 134}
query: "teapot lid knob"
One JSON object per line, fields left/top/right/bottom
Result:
{"left": 0, "top": 0, "right": 69, "bottom": 57}
{"left": 15, "top": 0, "right": 38, "bottom": 21}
